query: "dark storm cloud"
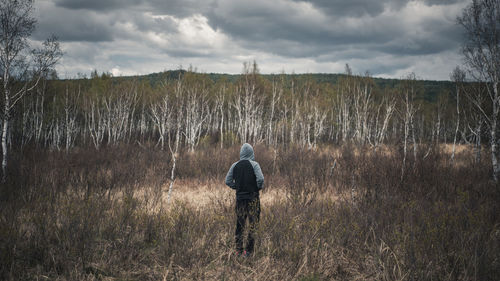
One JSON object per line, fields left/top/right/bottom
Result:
{"left": 290, "top": 0, "right": 388, "bottom": 17}
{"left": 34, "top": 1, "right": 116, "bottom": 42}
{"left": 34, "top": 0, "right": 469, "bottom": 79}
{"left": 54, "top": 0, "right": 213, "bottom": 16}
{"left": 54, "top": 0, "right": 141, "bottom": 11}
{"left": 293, "top": 0, "right": 459, "bottom": 16}
{"left": 422, "top": 0, "right": 465, "bottom": 6}
{"left": 35, "top": 13, "right": 114, "bottom": 42}
{"left": 145, "top": 0, "right": 213, "bottom": 17}
{"left": 113, "top": 11, "right": 178, "bottom": 35}
{"left": 205, "top": 0, "right": 374, "bottom": 54}
{"left": 41, "top": 0, "right": 465, "bottom": 56}
{"left": 204, "top": 0, "right": 465, "bottom": 60}
{"left": 374, "top": 21, "right": 463, "bottom": 56}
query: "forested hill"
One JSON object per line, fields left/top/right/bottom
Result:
{"left": 108, "top": 70, "right": 454, "bottom": 103}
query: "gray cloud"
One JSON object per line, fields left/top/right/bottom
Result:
{"left": 422, "top": 0, "right": 465, "bottom": 6}
{"left": 34, "top": 0, "right": 469, "bottom": 80}
{"left": 54, "top": 0, "right": 141, "bottom": 11}
{"left": 35, "top": 15, "right": 115, "bottom": 42}
{"left": 54, "top": 0, "right": 213, "bottom": 16}
{"left": 145, "top": 0, "right": 214, "bottom": 17}
{"left": 206, "top": 0, "right": 465, "bottom": 59}
{"left": 291, "top": 0, "right": 389, "bottom": 17}
{"left": 34, "top": 1, "right": 116, "bottom": 42}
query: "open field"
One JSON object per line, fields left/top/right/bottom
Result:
{"left": 1, "top": 144, "right": 499, "bottom": 280}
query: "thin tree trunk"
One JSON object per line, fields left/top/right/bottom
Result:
{"left": 2, "top": 93, "right": 9, "bottom": 182}
{"left": 167, "top": 120, "right": 181, "bottom": 204}
{"left": 475, "top": 119, "right": 482, "bottom": 163}
{"left": 167, "top": 78, "right": 183, "bottom": 203}
{"left": 491, "top": 82, "right": 499, "bottom": 182}
{"left": 451, "top": 83, "right": 460, "bottom": 162}
{"left": 411, "top": 118, "right": 417, "bottom": 162}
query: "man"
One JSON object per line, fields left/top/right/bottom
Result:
{"left": 225, "top": 143, "right": 264, "bottom": 257}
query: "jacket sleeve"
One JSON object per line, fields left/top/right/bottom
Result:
{"left": 225, "top": 162, "right": 237, "bottom": 189}
{"left": 251, "top": 161, "right": 264, "bottom": 190}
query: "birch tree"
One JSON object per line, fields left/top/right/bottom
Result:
{"left": 353, "top": 74, "right": 374, "bottom": 144}
{"left": 183, "top": 74, "right": 209, "bottom": 152}
{"left": 214, "top": 81, "right": 228, "bottom": 148}
{"left": 267, "top": 75, "right": 282, "bottom": 147}
{"left": 104, "top": 82, "right": 138, "bottom": 145}
{"left": 458, "top": 0, "right": 500, "bottom": 182}
{"left": 167, "top": 77, "right": 184, "bottom": 203}
{"left": 398, "top": 74, "right": 419, "bottom": 179}
{"left": 86, "top": 98, "right": 106, "bottom": 149}
{"left": 232, "top": 62, "right": 264, "bottom": 144}
{"left": 451, "top": 67, "right": 466, "bottom": 162}
{"left": 337, "top": 64, "right": 355, "bottom": 142}
{"left": 375, "top": 96, "right": 396, "bottom": 146}
{"left": 0, "top": 0, "right": 62, "bottom": 181}
{"left": 311, "top": 98, "right": 327, "bottom": 149}
{"left": 150, "top": 83, "right": 171, "bottom": 150}
{"left": 64, "top": 85, "right": 80, "bottom": 151}
{"left": 465, "top": 84, "right": 486, "bottom": 163}
{"left": 20, "top": 78, "right": 45, "bottom": 147}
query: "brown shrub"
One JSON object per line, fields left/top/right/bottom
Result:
{"left": 0, "top": 144, "right": 498, "bottom": 280}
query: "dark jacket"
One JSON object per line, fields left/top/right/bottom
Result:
{"left": 225, "top": 143, "right": 264, "bottom": 200}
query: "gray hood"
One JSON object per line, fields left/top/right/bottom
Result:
{"left": 239, "top": 143, "right": 255, "bottom": 161}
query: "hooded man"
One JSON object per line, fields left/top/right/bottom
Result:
{"left": 225, "top": 143, "right": 264, "bottom": 257}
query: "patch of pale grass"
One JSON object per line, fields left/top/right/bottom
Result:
{"left": 131, "top": 177, "right": 343, "bottom": 216}
{"left": 441, "top": 143, "right": 471, "bottom": 154}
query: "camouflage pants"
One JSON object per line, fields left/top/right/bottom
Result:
{"left": 235, "top": 197, "right": 260, "bottom": 254}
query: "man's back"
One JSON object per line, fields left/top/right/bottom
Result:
{"left": 225, "top": 143, "right": 264, "bottom": 197}
{"left": 233, "top": 159, "right": 259, "bottom": 200}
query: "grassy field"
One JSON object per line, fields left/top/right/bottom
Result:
{"left": 0, "top": 144, "right": 499, "bottom": 280}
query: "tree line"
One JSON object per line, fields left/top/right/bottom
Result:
{"left": 7, "top": 62, "right": 485, "bottom": 156}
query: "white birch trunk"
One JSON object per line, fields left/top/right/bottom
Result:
{"left": 2, "top": 93, "right": 9, "bottom": 182}
{"left": 491, "top": 82, "right": 499, "bottom": 182}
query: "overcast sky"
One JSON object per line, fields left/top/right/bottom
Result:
{"left": 33, "top": 0, "right": 469, "bottom": 80}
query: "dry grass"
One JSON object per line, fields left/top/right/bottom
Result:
{"left": 0, "top": 144, "right": 499, "bottom": 280}
{"left": 441, "top": 143, "right": 471, "bottom": 155}
{"left": 143, "top": 179, "right": 341, "bottom": 212}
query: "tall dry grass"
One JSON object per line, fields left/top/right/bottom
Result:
{"left": 0, "top": 144, "right": 498, "bottom": 280}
